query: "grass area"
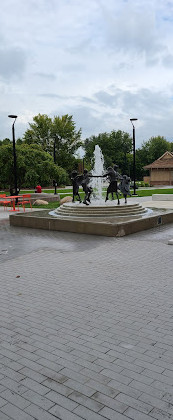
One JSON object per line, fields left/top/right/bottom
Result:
{"left": 38, "top": 187, "right": 173, "bottom": 199}
{"left": 1, "top": 187, "right": 173, "bottom": 210}
{"left": 27, "top": 188, "right": 173, "bottom": 196}
{"left": 44, "top": 187, "right": 173, "bottom": 196}
{"left": 2, "top": 187, "right": 173, "bottom": 196}
{"left": 31, "top": 201, "right": 61, "bottom": 209}
{"left": 30, "top": 188, "right": 173, "bottom": 209}
{"left": 134, "top": 188, "right": 173, "bottom": 197}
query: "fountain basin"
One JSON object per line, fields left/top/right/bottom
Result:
{"left": 54, "top": 201, "right": 148, "bottom": 218}
{"left": 9, "top": 206, "right": 173, "bottom": 237}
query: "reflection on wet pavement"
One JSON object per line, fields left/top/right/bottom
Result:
{"left": 1, "top": 219, "right": 173, "bottom": 263}
{"left": 0, "top": 224, "right": 111, "bottom": 263}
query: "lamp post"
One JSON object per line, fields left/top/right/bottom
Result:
{"left": 53, "top": 133, "right": 59, "bottom": 164}
{"left": 8, "top": 114, "right": 18, "bottom": 196}
{"left": 130, "top": 118, "right": 138, "bottom": 195}
{"left": 53, "top": 138, "right": 56, "bottom": 164}
{"left": 53, "top": 134, "right": 58, "bottom": 194}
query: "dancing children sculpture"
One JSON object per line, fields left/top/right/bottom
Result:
{"left": 104, "top": 165, "right": 122, "bottom": 204}
{"left": 71, "top": 169, "right": 102, "bottom": 205}
{"left": 71, "top": 166, "right": 131, "bottom": 205}
{"left": 71, "top": 170, "right": 83, "bottom": 203}
{"left": 81, "top": 169, "right": 104, "bottom": 205}
{"left": 81, "top": 169, "right": 94, "bottom": 205}
{"left": 118, "top": 175, "right": 131, "bottom": 204}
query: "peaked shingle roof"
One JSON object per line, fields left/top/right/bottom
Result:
{"left": 144, "top": 151, "right": 173, "bottom": 169}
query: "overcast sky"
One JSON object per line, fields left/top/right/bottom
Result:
{"left": 1, "top": 0, "right": 173, "bottom": 148}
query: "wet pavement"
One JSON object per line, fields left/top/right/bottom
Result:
{"left": 0, "top": 197, "right": 173, "bottom": 264}
{"left": 0, "top": 200, "right": 173, "bottom": 419}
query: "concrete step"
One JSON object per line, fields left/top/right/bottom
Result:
{"left": 57, "top": 202, "right": 147, "bottom": 218}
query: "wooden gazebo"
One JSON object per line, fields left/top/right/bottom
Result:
{"left": 144, "top": 151, "right": 173, "bottom": 186}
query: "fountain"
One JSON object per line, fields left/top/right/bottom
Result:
{"left": 9, "top": 145, "right": 173, "bottom": 236}
{"left": 54, "top": 145, "right": 148, "bottom": 218}
{"left": 91, "top": 144, "right": 105, "bottom": 202}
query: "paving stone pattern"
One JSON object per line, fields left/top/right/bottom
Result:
{"left": 0, "top": 222, "right": 173, "bottom": 419}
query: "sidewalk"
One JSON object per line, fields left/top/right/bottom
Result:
{"left": 0, "top": 207, "right": 45, "bottom": 222}
{"left": 0, "top": 197, "right": 173, "bottom": 419}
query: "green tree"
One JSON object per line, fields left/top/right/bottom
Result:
{"left": 140, "top": 136, "right": 172, "bottom": 163}
{"left": 135, "top": 149, "right": 146, "bottom": 180}
{"left": 23, "top": 114, "right": 52, "bottom": 152}
{"left": 136, "top": 136, "right": 173, "bottom": 180}
{"left": 23, "top": 113, "right": 82, "bottom": 174}
{"left": 0, "top": 138, "right": 11, "bottom": 146}
{"left": 16, "top": 137, "right": 23, "bottom": 145}
{"left": 84, "top": 130, "right": 132, "bottom": 174}
{"left": 51, "top": 115, "right": 82, "bottom": 173}
{"left": 0, "top": 143, "right": 68, "bottom": 189}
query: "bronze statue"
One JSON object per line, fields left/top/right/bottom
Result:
{"left": 71, "top": 169, "right": 102, "bottom": 205}
{"left": 71, "top": 170, "right": 83, "bottom": 203}
{"left": 118, "top": 175, "right": 131, "bottom": 204}
{"left": 71, "top": 166, "right": 132, "bottom": 206}
{"left": 104, "top": 165, "right": 122, "bottom": 204}
{"left": 81, "top": 169, "right": 93, "bottom": 205}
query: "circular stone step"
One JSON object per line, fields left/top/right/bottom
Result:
{"left": 55, "top": 202, "right": 147, "bottom": 218}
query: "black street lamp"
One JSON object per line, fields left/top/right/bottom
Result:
{"left": 53, "top": 140, "right": 56, "bottom": 164}
{"left": 53, "top": 179, "right": 57, "bottom": 195}
{"left": 130, "top": 118, "right": 138, "bottom": 195}
{"left": 53, "top": 133, "right": 59, "bottom": 164}
{"left": 53, "top": 134, "right": 58, "bottom": 194}
{"left": 8, "top": 114, "right": 18, "bottom": 196}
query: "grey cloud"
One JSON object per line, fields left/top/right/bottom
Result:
{"left": 39, "top": 93, "right": 62, "bottom": 98}
{"left": 52, "top": 104, "right": 107, "bottom": 139}
{"left": 72, "top": 106, "right": 105, "bottom": 138}
{"left": 34, "top": 72, "right": 57, "bottom": 80}
{"left": 145, "top": 57, "right": 160, "bottom": 67}
{"left": 80, "top": 87, "right": 173, "bottom": 144}
{"left": 81, "top": 97, "right": 96, "bottom": 104}
{"left": 0, "top": 47, "right": 26, "bottom": 80}
{"left": 0, "top": 112, "right": 10, "bottom": 140}
{"left": 94, "top": 85, "right": 173, "bottom": 119}
{"left": 61, "top": 62, "right": 86, "bottom": 73}
{"left": 94, "top": 91, "right": 118, "bottom": 106}
{"left": 40, "top": 93, "right": 96, "bottom": 103}
{"left": 50, "top": 84, "right": 173, "bottom": 144}
{"left": 62, "top": 104, "right": 163, "bottom": 146}
{"left": 162, "top": 54, "right": 173, "bottom": 67}
{"left": 66, "top": 38, "right": 93, "bottom": 55}
{"left": 1, "top": 86, "right": 172, "bottom": 146}
{"left": 40, "top": 93, "right": 89, "bottom": 101}
{"left": 120, "top": 88, "right": 173, "bottom": 116}
{"left": 136, "top": 114, "right": 173, "bottom": 146}
{"left": 100, "top": 3, "right": 165, "bottom": 63}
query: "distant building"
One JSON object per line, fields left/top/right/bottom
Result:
{"left": 144, "top": 151, "right": 173, "bottom": 186}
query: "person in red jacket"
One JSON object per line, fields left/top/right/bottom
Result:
{"left": 35, "top": 185, "right": 42, "bottom": 193}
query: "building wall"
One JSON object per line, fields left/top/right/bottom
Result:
{"left": 149, "top": 169, "right": 173, "bottom": 185}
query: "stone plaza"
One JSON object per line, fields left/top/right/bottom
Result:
{"left": 0, "top": 198, "right": 173, "bottom": 420}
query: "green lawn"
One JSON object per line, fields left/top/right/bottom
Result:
{"left": 134, "top": 188, "right": 173, "bottom": 197}
{"left": 31, "top": 188, "right": 173, "bottom": 208}
{"left": 38, "top": 187, "right": 173, "bottom": 197}
{"left": 31, "top": 201, "right": 61, "bottom": 209}
{"left": 1, "top": 187, "right": 173, "bottom": 210}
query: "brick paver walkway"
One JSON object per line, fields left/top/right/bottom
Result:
{"left": 0, "top": 215, "right": 173, "bottom": 419}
